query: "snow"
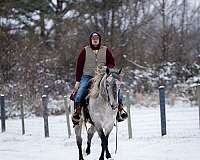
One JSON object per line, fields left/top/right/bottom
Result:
{"left": 0, "top": 102, "right": 200, "bottom": 160}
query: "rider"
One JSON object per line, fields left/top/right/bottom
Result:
{"left": 71, "top": 32, "right": 128, "bottom": 125}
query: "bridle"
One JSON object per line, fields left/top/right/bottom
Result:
{"left": 105, "top": 73, "right": 120, "bottom": 110}
{"left": 106, "top": 81, "right": 116, "bottom": 110}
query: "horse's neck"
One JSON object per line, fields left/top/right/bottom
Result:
{"left": 90, "top": 74, "right": 106, "bottom": 98}
{"left": 99, "top": 75, "right": 108, "bottom": 101}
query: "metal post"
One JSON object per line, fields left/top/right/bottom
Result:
{"left": 159, "top": 86, "right": 167, "bottom": 136}
{"left": 65, "top": 82, "right": 71, "bottom": 113}
{"left": 20, "top": 95, "right": 25, "bottom": 135}
{"left": 64, "top": 96, "right": 71, "bottom": 138}
{"left": 44, "top": 85, "right": 49, "bottom": 97}
{"left": 42, "top": 95, "right": 49, "bottom": 137}
{"left": 197, "top": 84, "right": 200, "bottom": 129}
{"left": 126, "top": 91, "right": 132, "bottom": 139}
{"left": 1, "top": 95, "right": 6, "bottom": 132}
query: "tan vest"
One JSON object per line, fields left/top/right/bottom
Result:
{"left": 83, "top": 45, "right": 107, "bottom": 77}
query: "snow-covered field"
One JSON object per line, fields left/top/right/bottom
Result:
{"left": 0, "top": 104, "right": 200, "bottom": 160}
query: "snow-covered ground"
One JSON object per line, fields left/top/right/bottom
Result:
{"left": 0, "top": 103, "right": 200, "bottom": 160}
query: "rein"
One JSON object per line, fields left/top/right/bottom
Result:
{"left": 105, "top": 82, "right": 117, "bottom": 110}
{"left": 105, "top": 74, "right": 118, "bottom": 110}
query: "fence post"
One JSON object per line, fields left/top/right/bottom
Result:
{"left": 44, "top": 85, "right": 49, "bottom": 97}
{"left": 1, "top": 95, "right": 6, "bottom": 132}
{"left": 126, "top": 91, "right": 132, "bottom": 139}
{"left": 20, "top": 95, "right": 25, "bottom": 135}
{"left": 159, "top": 86, "right": 167, "bottom": 136}
{"left": 64, "top": 95, "right": 71, "bottom": 138}
{"left": 197, "top": 84, "right": 200, "bottom": 129}
{"left": 42, "top": 95, "right": 49, "bottom": 137}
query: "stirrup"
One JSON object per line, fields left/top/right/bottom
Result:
{"left": 116, "top": 109, "right": 128, "bottom": 122}
{"left": 116, "top": 112, "right": 124, "bottom": 122}
{"left": 121, "top": 109, "right": 128, "bottom": 119}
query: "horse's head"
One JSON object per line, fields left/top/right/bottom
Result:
{"left": 103, "top": 67, "right": 122, "bottom": 110}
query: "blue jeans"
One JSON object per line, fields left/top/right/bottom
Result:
{"left": 75, "top": 75, "right": 93, "bottom": 104}
{"left": 74, "top": 75, "right": 123, "bottom": 107}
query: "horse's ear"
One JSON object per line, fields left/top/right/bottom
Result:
{"left": 106, "top": 67, "right": 110, "bottom": 75}
{"left": 118, "top": 68, "right": 122, "bottom": 74}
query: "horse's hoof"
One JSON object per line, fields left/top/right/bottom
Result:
{"left": 99, "top": 156, "right": 104, "bottom": 160}
{"left": 86, "top": 147, "right": 90, "bottom": 155}
{"left": 106, "top": 154, "right": 111, "bottom": 159}
{"left": 79, "top": 155, "right": 84, "bottom": 160}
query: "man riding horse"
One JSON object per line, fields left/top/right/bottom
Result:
{"left": 71, "top": 32, "right": 128, "bottom": 125}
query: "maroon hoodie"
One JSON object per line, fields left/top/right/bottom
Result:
{"left": 75, "top": 32, "right": 115, "bottom": 82}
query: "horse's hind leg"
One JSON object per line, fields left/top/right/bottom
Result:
{"left": 86, "top": 125, "right": 96, "bottom": 155}
{"left": 74, "top": 124, "right": 84, "bottom": 160}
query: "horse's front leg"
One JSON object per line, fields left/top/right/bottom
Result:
{"left": 77, "top": 144, "right": 84, "bottom": 160}
{"left": 86, "top": 125, "right": 96, "bottom": 155}
{"left": 75, "top": 124, "right": 84, "bottom": 160}
{"left": 98, "top": 129, "right": 108, "bottom": 160}
{"left": 105, "top": 135, "right": 111, "bottom": 159}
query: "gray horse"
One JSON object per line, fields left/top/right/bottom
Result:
{"left": 74, "top": 67, "right": 122, "bottom": 160}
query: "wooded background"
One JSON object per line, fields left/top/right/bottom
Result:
{"left": 0, "top": 0, "right": 200, "bottom": 107}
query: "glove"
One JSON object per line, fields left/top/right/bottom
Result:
{"left": 74, "top": 81, "right": 80, "bottom": 91}
{"left": 70, "top": 82, "right": 80, "bottom": 101}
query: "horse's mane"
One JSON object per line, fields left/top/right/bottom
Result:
{"left": 89, "top": 67, "right": 106, "bottom": 98}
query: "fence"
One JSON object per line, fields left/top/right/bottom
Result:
{"left": 0, "top": 85, "right": 72, "bottom": 138}
{"left": 1, "top": 85, "right": 200, "bottom": 138}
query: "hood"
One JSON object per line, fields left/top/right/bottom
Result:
{"left": 89, "top": 32, "right": 101, "bottom": 50}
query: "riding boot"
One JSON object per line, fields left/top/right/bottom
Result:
{"left": 72, "top": 103, "right": 82, "bottom": 125}
{"left": 116, "top": 104, "right": 128, "bottom": 122}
